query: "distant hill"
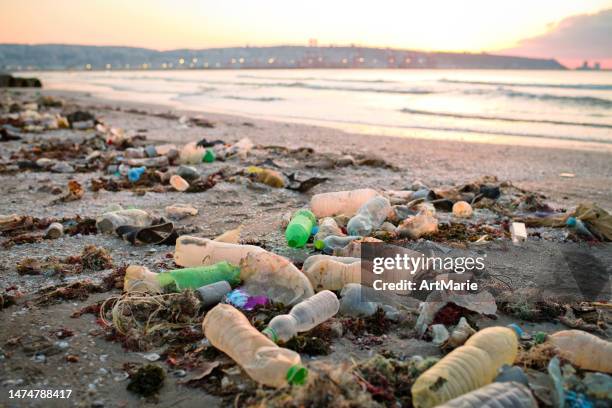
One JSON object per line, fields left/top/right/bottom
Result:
{"left": 0, "top": 44, "right": 566, "bottom": 70}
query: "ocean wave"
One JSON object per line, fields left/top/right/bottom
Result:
{"left": 222, "top": 95, "right": 283, "bottom": 102}
{"left": 441, "top": 78, "right": 612, "bottom": 91}
{"left": 463, "top": 88, "right": 612, "bottom": 108}
{"left": 400, "top": 108, "right": 612, "bottom": 129}
{"left": 237, "top": 74, "right": 397, "bottom": 84}
{"left": 232, "top": 81, "right": 433, "bottom": 94}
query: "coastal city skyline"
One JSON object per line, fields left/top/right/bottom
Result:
{"left": 1, "top": 0, "right": 611, "bottom": 69}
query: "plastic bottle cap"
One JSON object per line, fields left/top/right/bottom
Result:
{"left": 286, "top": 365, "right": 308, "bottom": 386}
{"left": 262, "top": 327, "right": 278, "bottom": 343}
{"left": 507, "top": 323, "right": 524, "bottom": 338}
{"left": 314, "top": 240, "right": 325, "bottom": 250}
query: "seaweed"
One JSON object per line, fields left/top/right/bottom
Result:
{"left": 127, "top": 364, "right": 165, "bottom": 397}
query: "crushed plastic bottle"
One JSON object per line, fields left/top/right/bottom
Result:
{"left": 203, "top": 304, "right": 307, "bottom": 388}
{"left": 550, "top": 330, "right": 612, "bottom": 373}
{"left": 174, "top": 236, "right": 265, "bottom": 267}
{"left": 313, "top": 217, "right": 344, "bottom": 243}
{"left": 124, "top": 261, "right": 240, "bottom": 293}
{"left": 310, "top": 188, "right": 379, "bottom": 218}
{"left": 263, "top": 290, "right": 339, "bottom": 342}
{"left": 347, "top": 196, "right": 391, "bottom": 236}
{"left": 396, "top": 213, "right": 438, "bottom": 239}
{"left": 285, "top": 209, "right": 316, "bottom": 248}
{"left": 314, "top": 235, "right": 361, "bottom": 254}
{"left": 302, "top": 255, "right": 361, "bottom": 291}
{"left": 195, "top": 280, "right": 232, "bottom": 308}
{"left": 239, "top": 251, "right": 314, "bottom": 305}
{"left": 436, "top": 382, "right": 537, "bottom": 408}
{"left": 338, "top": 283, "right": 400, "bottom": 319}
{"left": 96, "top": 208, "right": 153, "bottom": 234}
{"left": 411, "top": 326, "right": 518, "bottom": 408}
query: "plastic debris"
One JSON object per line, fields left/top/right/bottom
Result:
{"left": 285, "top": 209, "right": 316, "bottom": 248}
{"left": 452, "top": 201, "right": 473, "bottom": 218}
{"left": 263, "top": 290, "right": 339, "bottom": 342}
{"left": 302, "top": 255, "right": 361, "bottom": 291}
{"left": 203, "top": 304, "right": 307, "bottom": 388}
{"left": 549, "top": 330, "right": 612, "bottom": 373}
{"left": 436, "top": 381, "right": 537, "bottom": 408}
{"left": 310, "top": 188, "right": 379, "bottom": 218}
{"left": 412, "top": 327, "right": 518, "bottom": 407}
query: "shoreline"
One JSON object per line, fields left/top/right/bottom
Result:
{"left": 48, "top": 88, "right": 612, "bottom": 208}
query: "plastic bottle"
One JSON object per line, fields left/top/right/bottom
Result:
{"left": 180, "top": 141, "right": 206, "bottom": 164}
{"left": 310, "top": 188, "right": 379, "bottom": 218}
{"left": 170, "top": 175, "right": 190, "bottom": 192}
{"left": 396, "top": 214, "right": 438, "bottom": 239}
{"left": 214, "top": 226, "right": 242, "bottom": 244}
{"left": 124, "top": 261, "right": 240, "bottom": 293}
{"left": 263, "top": 290, "right": 339, "bottom": 342}
{"left": 436, "top": 382, "right": 537, "bottom": 408}
{"left": 313, "top": 217, "right": 343, "bottom": 242}
{"left": 285, "top": 209, "right": 316, "bottom": 248}
{"left": 338, "top": 283, "right": 379, "bottom": 316}
{"left": 566, "top": 217, "right": 596, "bottom": 240}
{"left": 125, "top": 156, "right": 169, "bottom": 168}
{"left": 203, "top": 304, "right": 307, "bottom": 388}
{"left": 452, "top": 201, "right": 473, "bottom": 218}
{"left": 347, "top": 196, "right": 391, "bottom": 236}
{"left": 96, "top": 209, "right": 153, "bottom": 234}
{"left": 302, "top": 255, "right": 361, "bottom": 291}
{"left": 174, "top": 236, "right": 265, "bottom": 267}
{"left": 196, "top": 280, "right": 232, "bottom": 308}
{"left": 314, "top": 235, "right": 361, "bottom": 254}
{"left": 245, "top": 166, "right": 285, "bottom": 188}
{"left": 240, "top": 251, "right": 314, "bottom": 305}
{"left": 411, "top": 326, "right": 518, "bottom": 408}
{"left": 44, "top": 222, "right": 64, "bottom": 239}
{"left": 550, "top": 330, "right": 612, "bottom": 373}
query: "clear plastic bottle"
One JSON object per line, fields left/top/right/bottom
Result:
{"left": 338, "top": 283, "right": 378, "bottom": 316}
{"left": 203, "top": 304, "right": 307, "bottom": 388}
{"left": 437, "top": 382, "right": 537, "bottom": 408}
{"left": 347, "top": 196, "right": 391, "bottom": 236}
{"left": 302, "top": 255, "right": 361, "bottom": 291}
{"left": 411, "top": 327, "right": 518, "bottom": 408}
{"left": 174, "top": 236, "right": 265, "bottom": 267}
{"left": 310, "top": 188, "right": 379, "bottom": 218}
{"left": 550, "top": 329, "right": 612, "bottom": 373}
{"left": 124, "top": 261, "right": 240, "bottom": 293}
{"left": 263, "top": 290, "right": 339, "bottom": 342}
{"left": 96, "top": 208, "right": 153, "bottom": 234}
{"left": 179, "top": 141, "right": 206, "bottom": 164}
{"left": 314, "top": 235, "right": 361, "bottom": 254}
{"left": 240, "top": 251, "right": 314, "bottom": 305}
{"left": 313, "top": 217, "right": 343, "bottom": 243}
{"left": 396, "top": 213, "right": 439, "bottom": 239}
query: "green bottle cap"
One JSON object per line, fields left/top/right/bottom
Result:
{"left": 203, "top": 148, "right": 216, "bottom": 163}
{"left": 314, "top": 240, "right": 325, "bottom": 250}
{"left": 286, "top": 364, "right": 308, "bottom": 386}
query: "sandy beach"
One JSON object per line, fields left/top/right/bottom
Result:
{"left": 1, "top": 87, "right": 611, "bottom": 407}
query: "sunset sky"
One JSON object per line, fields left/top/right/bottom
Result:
{"left": 1, "top": 0, "right": 611, "bottom": 68}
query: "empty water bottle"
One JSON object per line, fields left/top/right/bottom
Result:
{"left": 302, "top": 255, "right": 361, "bottom": 291}
{"left": 313, "top": 217, "right": 343, "bottom": 242}
{"left": 347, "top": 196, "right": 391, "bottom": 236}
{"left": 174, "top": 235, "right": 265, "bottom": 267}
{"left": 203, "top": 304, "right": 307, "bottom": 388}
{"left": 437, "top": 382, "right": 537, "bottom": 408}
{"left": 310, "top": 188, "right": 379, "bottom": 218}
{"left": 96, "top": 208, "right": 153, "bottom": 234}
{"left": 124, "top": 261, "right": 240, "bottom": 293}
{"left": 263, "top": 290, "right": 339, "bottom": 342}
{"left": 314, "top": 235, "right": 361, "bottom": 254}
{"left": 285, "top": 209, "right": 316, "bottom": 248}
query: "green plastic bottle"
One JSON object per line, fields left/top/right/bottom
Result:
{"left": 203, "top": 148, "right": 216, "bottom": 163}
{"left": 285, "top": 209, "right": 316, "bottom": 248}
